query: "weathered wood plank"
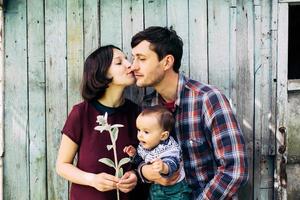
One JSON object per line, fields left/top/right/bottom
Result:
{"left": 189, "top": 0, "right": 208, "bottom": 83}
{"left": 270, "top": 0, "right": 278, "bottom": 157}
{"left": 3, "top": 0, "right": 29, "bottom": 199}
{"left": 0, "top": 5, "right": 4, "bottom": 200}
{"left": 258, "top": 1, "right": 274, "bottom": 198}
{"left": 253, "top": 2, "right": 262, "bottom": 199}
{"left": 208, "top": 0, "right": 230, "bottom": 96}
{"left": 122, "top": 0, "right": 144, "bottom": 103}
{"left": 67, "top": 0, "right": 84, "bottom": 110}
{"left": 167, "top": 0, "right": 189, "bottom": 76}
{"left": 279, "top": 0, "right": 300, "bottom": 2}
{"left": 260, "top": 0, "right": 273, "bottom": 157}
{"left": 229, "top": 2, "right": 237, "bottom": 111}
{"left": 27, "top": 0, "right": 46, "bottom": 199}
{"left": 236, "top": 1, "right": 254, "bottom": 199}
{"left": 100, "top": 0, "right": 122, "bottom": 47}
{"left": 83, "top": 0, "right": 100, "bottom": 59}
{"left": 45, "top": 0, "right": 68, "bottom": 199}
{"left": 288, "top": 80, "right": 300, "bottom": 91}
{"left": 275, "top": 3, "right": 288, "bottom": 200}
{"left": 144, "top": 0, "right": 167, "bottom": 28}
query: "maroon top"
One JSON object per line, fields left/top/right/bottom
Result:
{"left": 62, "top": 99, "right": 140, "bottom": 200}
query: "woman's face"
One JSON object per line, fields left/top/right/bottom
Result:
{"left": 107, "top": 48, "right": 135, "bottom": 87}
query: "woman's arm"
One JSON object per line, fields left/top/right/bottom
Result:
{"left": 56, "top": 134, "right": 119, "bottom": 192}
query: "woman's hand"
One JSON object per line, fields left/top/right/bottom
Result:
{"left": 90, "top": 172, "right": 120, "bottom": 192}
{"left": 117, "top": 171, "right": 138, "bottom": 193}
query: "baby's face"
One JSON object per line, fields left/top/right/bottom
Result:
{"left": 136, "top": 114, "right": 163, "bottom": 150}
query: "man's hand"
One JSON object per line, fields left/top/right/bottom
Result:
{"left": 123, "top": 145, "right": 137, "bottom": 157}
{"left": 141, "top": 163, "right": 180, "bottom": 186}
{"left": 117, "top": 170, "right": 137, "bottom": 193}
{"left": 151, "top": 158, "right": 169, "bottom": 175}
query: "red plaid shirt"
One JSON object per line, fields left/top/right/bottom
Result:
{"left": 142, "top": 74, "right": 248, "bottom": 199}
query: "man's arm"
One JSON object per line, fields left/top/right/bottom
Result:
{"left": 199, "top": 91, "right": 249, "bottom": 199}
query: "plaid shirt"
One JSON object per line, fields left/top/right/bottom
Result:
{"left": 141, "top": 74, "right": 248, "bottom": 200}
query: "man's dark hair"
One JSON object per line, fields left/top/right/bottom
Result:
{"left": 140, "top": 105, "right": 175, "bottom": 132}
{"left": 81, "top": 45, "right": 121, "bottom": 101}
{"left": 131, "top": 26, "right": 183, "bottom": 73}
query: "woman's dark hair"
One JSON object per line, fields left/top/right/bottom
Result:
{"left": 131, "top": 26, "right": 183, "bottom": 73}
{"left": 140, "top": 105, "right": 175, "bottom": 132}
{"left": 81, "top": 45, "right": 121, "bottom": 101}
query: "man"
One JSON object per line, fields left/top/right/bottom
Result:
{"left": 130, "top": 26, "right": 248, "bottom": 199}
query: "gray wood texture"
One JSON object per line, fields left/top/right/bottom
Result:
{"left": 2, "top": 0, "right": 289, "bottom": 199}
{"left": 4, "top": 1, "right": 29, "bottom": 199}
{"left": 28, "top": 0, "right": 47, "bottom": 199}
{"left": 0, "top": 4, "right": 4, "bottom": 200}
{"left": 45, "top": 0, "right": 68, "bottom": 199}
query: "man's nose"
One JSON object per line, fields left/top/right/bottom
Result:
{"left": 130, "top": 60, "right": 139, "bottom": 71}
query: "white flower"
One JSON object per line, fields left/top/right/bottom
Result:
{"left": 96, "top": 112, "right": 108, "bottom": 126}
{"left": 95, "top": 113, "right": 111, "bottom": 133}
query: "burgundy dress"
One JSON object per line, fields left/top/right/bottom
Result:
{"left": 62, "top": 99, "right": 141, "bottom": 200}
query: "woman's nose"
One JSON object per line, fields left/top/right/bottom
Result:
{"left": 125, "top": 60, "right": 131, "bottom": 68}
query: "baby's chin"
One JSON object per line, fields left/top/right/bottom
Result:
{"left": 139, "top": 142, "right": 152, "bottom": 150}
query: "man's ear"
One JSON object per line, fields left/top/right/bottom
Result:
{"left": 162, "top": 54, "right": 174, "bottom": 70}
{"left": 160, "top": 131, "right": 170, "bottom": 141}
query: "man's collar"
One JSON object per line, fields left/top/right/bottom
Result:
{"left": 174, "top": 73, "right": 187, "bottom": 107}
{"left": 143, "top": 73, "right": 188, "bottom": 108}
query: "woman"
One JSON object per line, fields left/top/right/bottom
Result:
{"left": 56, "top": 45, "right": 144, "bottom": 200}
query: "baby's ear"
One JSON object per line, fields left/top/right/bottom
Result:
{"left": 161, "top": 131, "right": 169, "bottom": 141}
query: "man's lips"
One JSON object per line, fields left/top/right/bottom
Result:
{"left": 134, "top": 73, "right": 143, "bottom": 78}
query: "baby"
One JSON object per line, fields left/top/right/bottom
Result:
{"left": 124, "top": 105, "right": 191, "bottom": 199}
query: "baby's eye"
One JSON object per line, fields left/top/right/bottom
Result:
{"left": 144, "top": 131, "right": 149, "bottom": 134}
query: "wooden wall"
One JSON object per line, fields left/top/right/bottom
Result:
{"left": 3, "top": 0, "right": 277, "bottom": 199}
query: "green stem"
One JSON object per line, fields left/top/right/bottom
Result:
{"left": 109, "top": 129, "right": 120, "bottom": 200}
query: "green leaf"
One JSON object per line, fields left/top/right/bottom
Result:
{"left": 98, "top": 158, "right": 116, "bottom": 169}
{"left": 106, "top": 145, "right": 113, "bottom": 151}
{"left": 118, "top": 157, "right": 130, "bottom": 168}
{"left": 116, "top": 168, "right": 124, "bottom": 178}
{"left": 111, "top": 127, "right": 119, "bottom": 142}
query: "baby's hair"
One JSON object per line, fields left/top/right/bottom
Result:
{"left": 140, "top": 105, "right": 175, "bottom": 132}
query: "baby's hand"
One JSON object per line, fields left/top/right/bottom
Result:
{"left": 123, "top": 145, "right": 136, "bottom": 157}
{"left": 151, "top": 159, "right": 168, "bottom": 174}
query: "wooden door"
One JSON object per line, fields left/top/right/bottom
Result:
{"left": 276, "top": 2, "right": 300, "bottom": 200}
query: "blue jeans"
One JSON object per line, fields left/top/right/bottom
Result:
{"left": 149, "top": 179, "right": 192, "bottom": 200}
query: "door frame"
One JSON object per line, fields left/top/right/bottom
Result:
{"left": 275, "top": 2, "right": 288, "bottom": 200}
